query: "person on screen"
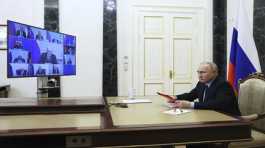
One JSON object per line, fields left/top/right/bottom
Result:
{"left": 46, "top": 31, "right": 51, "bottom": 42}
{"left": 160, "top": 62, "right": 240, "bottom": 148}
{"left": 27, "top": 52, "right": 32, "bottom": 63}
{"left": 68, "top": 47, "right": 75, "bottom": 55}
{"left": 40, "top": 48, "right": 57, "bottom": 64}
{"left": 16, "top": 26, "right": 27, "bottom": 38}
{"left": 64, "top": 46, "right": 69, "bottom": 54}
{"left": 16, "top": 68, "right": 27, "bottom": 76}
{"left": 8, "top": 64, "right": 13, "bottom": 77}
{"left": 66, "top": 57, "right": 72, "bottom": 65}
{"left": 64, "top": 46, "right": 74, "bottom": 55}
{"left": 27, "top": 64, "right": 34, "bottom": 76}
{"left": 8, "top": 52, "right": 13, "bottom": 63}
{"left": 57, "top": 39, "right": 62, "bottom": 44}
{"left": 27, "top": 27, "right": 34, "bottom": 39}
{"left": 52, "top": 65, "right": 60, "bottom": 74}
{"left": 52, "top": 38, "right": 61, "bottom": 44}
{"left": 36, "top": 66, "right": 46, "bottom": 75}
{"left": 52, "top": 38, "right": 56, "bottom": 43}
{"left": 13, "top": 41, "right": 23, "bottom": 49}
{"left": 14, "top": 55, "right": 25, "bottom": 63}
{"left": 36, "top": 31, "right": 44, "bottom": 41}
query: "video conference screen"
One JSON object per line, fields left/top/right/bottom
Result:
{"left": 7, "top": 20, "right": 76, "bottom": 78}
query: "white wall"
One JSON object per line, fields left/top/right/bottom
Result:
{"left": 227, "top": 0, "right": 254, "bottom": 65}
{"left": 0, "top": 0, "right": 44, "bottom": 97}
{"left": 59, "top": 0, "right": 103, "bottom": 97}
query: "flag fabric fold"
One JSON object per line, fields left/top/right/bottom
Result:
{"left": 228, "top": 0, "right": 261, "bottom": 93}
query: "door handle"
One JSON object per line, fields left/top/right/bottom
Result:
{"left": 169, "top": 70, "right": 173, "bottom": 79}
{"left": 169, "top": 70, "right": 175, "bottom": 80}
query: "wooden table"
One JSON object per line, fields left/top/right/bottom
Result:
{"left": 0, "top": 96, "right": 251, "bottom": 148}
{"left": 0, "top": 96, "right": 105, "bottom": 114}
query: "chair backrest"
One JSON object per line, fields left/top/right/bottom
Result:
{"left": 238, "top": 73, "right": 265, "bottom": 132}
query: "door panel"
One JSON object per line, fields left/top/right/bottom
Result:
{"left": 137, "top": 14, "right": 170, "bottom": 95}
{"left": 144, "top": 38, "right": 164, "bottom": 81}
{"left": 173, "top": 39, "right": 192, "bottom": 83}
{"left": 173, "top": 17, "right": 193, "bottom": 36}
{"left": 144, "top": 16, "right": 164, "bottom": 35}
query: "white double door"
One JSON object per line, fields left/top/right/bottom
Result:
{"left": 118, "top": 2, "right": 212, "bottom": 96}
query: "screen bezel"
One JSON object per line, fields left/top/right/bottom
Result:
{"left": 7, "top": 20, "right": 76, "bottom": 78}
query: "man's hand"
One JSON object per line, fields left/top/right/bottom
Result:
{"left": 167, "top": 97, "right": 177, "bottom": 103}
{"left": 157, "top": 92, "right": 176, "bottom": 103}
{"left": 173, "top": 100, "right": 192, "bottom": 108}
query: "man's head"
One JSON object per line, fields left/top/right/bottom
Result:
{"left": 197, "top": 62, "right": 218, "bottom": 83}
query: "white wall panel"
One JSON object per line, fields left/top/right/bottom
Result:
{"left": 60, "top": 0, "right": 103, "bottom": 97}
{"left": 173, "top": 39, "right": 192, "bottom": 82}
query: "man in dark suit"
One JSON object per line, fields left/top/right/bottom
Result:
{"left": 163, "top": 62, "right": 240, "bottom": 148}
{"left": 36, "top": 66, "right": 46, "bottom": 75}
{"left": 16, "top": 26, "right": 27, "bottom": 38}
{"left": 66, "top": 57, "right": 72, "bottom": 64}
{"left": 52, "top": 65, "right": 60, "bottom": 74}
{"left": 169, "top": 62, "right": 240, "bottom": 116}
{"left": 16, "top": 69, "right": 27, "bottom": 76}
{"left": 27, "top": 64, "right": 34, "bottom": 76}
{"left": 40, "top": 49, "right": 57, "bottom": 64}
{"left": 36, "top": 31, "right": 44, "bottom": 41}
{"left": 27, "top": 27, "right": 34, "bottom": 39}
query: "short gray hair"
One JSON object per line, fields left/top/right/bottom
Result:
{"left": 200, "top": 61, "right": 218, "bottom": 75}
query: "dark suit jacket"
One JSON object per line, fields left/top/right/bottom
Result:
{"left": 16, "top": 69, "right": 27, "bottom": 76}
{"left": 176, "top": 77, "right": 241, "bottom": 115}
{"left": 27, "top": 30, "right": 34, "bottom": 39}
{"left": 40, "top": 53, "right": 57, "bottom": 64}
{"left": 36, "top": 68, "right": 46, "bottom": 75}
{"left": 36, "top": 34, "right": 44, "bottom": 40}
{"left": 16, "top": 30, "right": 26, "bottom": 38}
{"left": 52, "top": 67, "right": 59, "bottom": 74}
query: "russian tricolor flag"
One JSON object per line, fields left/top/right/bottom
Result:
{"left": 228, "top": 0, "right": 261, "bottom": 94}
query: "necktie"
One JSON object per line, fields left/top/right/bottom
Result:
{"left": 203, "top": 85, "right": 208, "bottom": 102}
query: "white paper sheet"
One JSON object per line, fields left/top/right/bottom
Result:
{"left": 163, "top": 109, "right": 192, "bottom": 115}
{"left": 121, "top": 99, "right": 152, "bottom": 104}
